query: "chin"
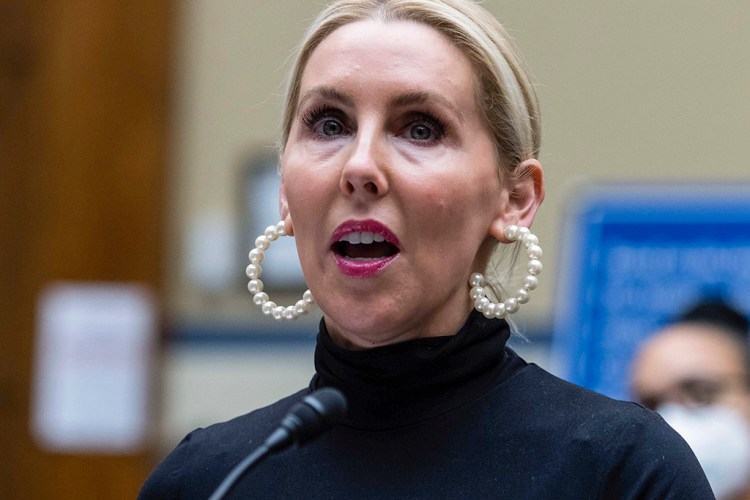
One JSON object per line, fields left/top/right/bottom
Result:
{"left": 322, "top": 303, "right": 409, "bottom": 349}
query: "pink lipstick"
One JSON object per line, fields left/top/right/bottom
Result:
{"left": 330, "top": 220, "right": 400, "bottom": 278}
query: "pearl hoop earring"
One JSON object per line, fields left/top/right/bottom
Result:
{"left": 470, "top": 225, "right": 543, "bottom": 319}
{"left": 246, "top": 221, "right": 314, "bottom": 321}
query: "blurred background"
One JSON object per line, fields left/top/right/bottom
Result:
{"left": 1, "top": 0, "right": 749, "bottom": 498}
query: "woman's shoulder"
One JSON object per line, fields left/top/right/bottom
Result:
{"left": 497, "top": 353, "right": 713, "bottom": 498}
{"left": 503, "top": 351, "right": 672, "bottom": 436}
{"left": 504, "top": 349, "right": 645, "bottom": 411}
{"left": 138, "top": 387, "right": 310, "bottom": 499}
{"left": 191, "top": 387, "right": 310, "bottom": 444}
{"left": 497, "top": 353, "right": 713, "bottom": 499}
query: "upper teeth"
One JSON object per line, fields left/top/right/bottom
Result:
{"left": 340, "top": 231, "right": 386, "bottom": 244}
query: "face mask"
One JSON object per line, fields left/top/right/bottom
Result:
{"left": 658, "top": 403, "right": 750, "bottom": 500}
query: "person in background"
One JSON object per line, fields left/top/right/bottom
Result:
{"left": 140, "top": 0, "right": 713, "bottom": 497}
{"left": 631, "top": 298, "right": 750, "bottom": 500}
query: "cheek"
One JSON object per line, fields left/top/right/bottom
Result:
{"left": 285, "top": 183, "right": 326, "bottom": 232}
{"left": 428, "top": 174, "right": 499, "bottom": 224}
{"left": 283, "top": 177, "right": 309, "bottom": 208}
{"left": 409, "top": 184, "right": 491, "bottom": 258}
{"left": 281, "top": 171, "right": 336, "bottom": 250}
{"left": 282, "top": 150, "right": 328, "bottom": 214}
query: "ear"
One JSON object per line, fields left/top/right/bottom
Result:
{"left": 489, "top": 159, "right": 545, "bottom": 242}
{"left": 279, "top": 179, "right": 294, "bottom": 236}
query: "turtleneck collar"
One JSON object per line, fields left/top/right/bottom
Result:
{"left": 312, "top": 310, "right": 512, "bottom": 430}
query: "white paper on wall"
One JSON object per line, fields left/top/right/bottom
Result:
{"left": 31, "top": 282, "right": 157, "bottom": 453}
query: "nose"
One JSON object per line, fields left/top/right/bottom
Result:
{"left": 339, "top": 125, "right": 389, "bottom": 200}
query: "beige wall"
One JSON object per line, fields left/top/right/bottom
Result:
{"left": 159, "top": 0, "right": 750, "bottom": 450}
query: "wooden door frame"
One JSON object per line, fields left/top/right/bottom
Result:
{"left": 0, "top": 1, "right": 173, "bottom": 498}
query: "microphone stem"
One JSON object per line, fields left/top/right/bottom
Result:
{"left": 207, "top": 444, "right": 270, "bottom": 500}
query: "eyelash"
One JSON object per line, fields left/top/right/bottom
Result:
{"left": 298, "top": 106, "right": 447, "bottom": 142}
{"left": 300, "top": 105, "right": 346, "bottom": 136}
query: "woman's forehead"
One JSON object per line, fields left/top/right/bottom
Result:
{"left": 302, "top": 20, "right": 473, "bottom": 90}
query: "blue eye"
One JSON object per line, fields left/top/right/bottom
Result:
{"left": 410, "top": 124, "right": 432, "bottom": 141}
{"left": 301, "top": 105, "right": 349, "bottom": 139}
{"left": 404, "top": 113, "right": 445, "bottom": 143}
{"left": 321, "top": 119, "right": 343, "bottom": 136}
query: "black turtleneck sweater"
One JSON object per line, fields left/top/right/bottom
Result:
{"left": 139, "top": 312, "right": 714, "bottom": 499}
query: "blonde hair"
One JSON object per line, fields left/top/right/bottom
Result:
{"left": 280, "top": 0, "right": 541, "bottom": 182}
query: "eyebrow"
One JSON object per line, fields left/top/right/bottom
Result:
{"left": 390, "top": 90, "right": 465, "bottom": 123}
{"left": 299, "top": 86, "right": 355, "bottom": 108}
{"left": 299, "top": 86, "right": 465, "bottom": 123}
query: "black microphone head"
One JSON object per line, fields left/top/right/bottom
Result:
{"left": 280, "top": 387, "right": 348, "bottom": 446}
{"left": 209, "top": 388, "right": 347, "bottom": 500}
{"left": 303, "top": 387, "right": 348, "bottom": 423}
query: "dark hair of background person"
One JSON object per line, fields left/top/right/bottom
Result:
{"left": 677, "top": 297, "right": 750, "bottom": 340}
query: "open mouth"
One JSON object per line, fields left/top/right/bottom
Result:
{"left": 332, "top": 231, "right": 400, "bottom": 260}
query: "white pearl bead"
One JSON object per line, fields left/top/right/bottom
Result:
{"left": 493, "top": 302, "right": 507, "bottom": 318}
{"left": 527, "top": 244, "right": 543, "bottom": 259}
{"left": 264, "top": 225, "right": 279, "bottom": 240}
{"left": 475, "top": 296, "right": 490, "bottom": 311}
{"left": 255, "top": 235, "right": 270, "bottom": 250}
{"left": 470, "top": 286, "right": 485, "bottom": 300}
{"left": 528, "top": 259, "right": 543, "bottom": 275}
{"left": 294, "top": 300, "right": 310, "bottom": 315}
{"left": 253, "top": 292, "right": 269, "bottom": 305}
{"left": 517, "top": 227, "right": 530, "bottom": 239}
{"left": 245, "top": 263, "right": 261, "bottom": 279}
{"left": 523, "top": 275, "right": 539, "bottom": 290}
{"left": 248, "top": 248, "right": 264, "bottom": 264}
{"left": 504, "top": 298, "right": 519, "bottom": 314}
{"left": 469, "top": 273, "right": 484, "bottom": 287}
{"left": 248, "top": 279, "right": 263, "bottom": 294}
{"left": 272, "top": 306, "right": 284, "bottom": 320}
{"left": 504, "top": 225, "right": 519, "bottom": 241}
{"left": 276, "top": 221, "right": 286, "bottom": 236}
{"left": 522, "top": 233, "right": 538, "bottom": 247}
{"left": 282, "top": 306, "right": 296, "bottom": 320}
{"left": 261, "top": 301, "right": 276, "bottom": 315}
{"left": 516, "top": 289, "right": 530, "bottom": 304}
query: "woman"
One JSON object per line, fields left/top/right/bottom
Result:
{"left": 140, "top": 0, "right": 713, "bottom": 498}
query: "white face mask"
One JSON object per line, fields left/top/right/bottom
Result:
{"left": 658, "top": 403, "right": 750, "bottom": 500}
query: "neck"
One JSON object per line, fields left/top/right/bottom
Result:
{"left": 313, "top": 310, "right": 512, "bottom": 430}
{"left": 322, "top": 300, "right": 476, "bottom": 350}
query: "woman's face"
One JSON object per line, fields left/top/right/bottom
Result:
{"left": 281, "top": 19, "right": 516, "bottom": 349}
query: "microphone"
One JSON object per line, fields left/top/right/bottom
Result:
{"left": 208, "top": 387, "right": 348, "bottom": 500}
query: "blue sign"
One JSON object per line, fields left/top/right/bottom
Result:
{"left": 551, "top": 183, "right": 750, "bottom": 401}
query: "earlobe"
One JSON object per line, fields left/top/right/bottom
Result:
{"left": 489, "top": 159, "right": 545, "bottom": 243}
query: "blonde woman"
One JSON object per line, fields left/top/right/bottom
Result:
{"left": 141, "top": 1, "right": 712, "bottom": 498}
